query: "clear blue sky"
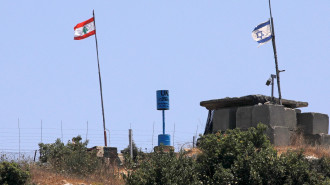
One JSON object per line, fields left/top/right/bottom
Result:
{"left": 1, "top": 1, "right": 329, "bottom": 155}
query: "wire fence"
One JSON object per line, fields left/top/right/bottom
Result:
{"left": 0, "top": 151, "right": 36, "bottom": 162}
{"left": 0, "top": 122, "right": 202, "bottom": 159}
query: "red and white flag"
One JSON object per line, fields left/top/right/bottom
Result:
{"left": 74, "top": 17, "right": 95, "bottom": 40}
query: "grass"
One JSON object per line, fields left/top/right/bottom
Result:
{"left": 29, "top": 163, "right": 124, "bottom": 185}
{"left": 275, "top": 145, "right": 330, "bottom": 158}
{"left": 276, "top": 131, "right": 330, "bottom": 158}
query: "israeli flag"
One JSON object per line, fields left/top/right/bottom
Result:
{"left": 252, "top": 20, "right": 272, "bottom": 47}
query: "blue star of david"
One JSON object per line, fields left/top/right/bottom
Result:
{"left": 256, "top": 31, "right": 264, "bottom": 39}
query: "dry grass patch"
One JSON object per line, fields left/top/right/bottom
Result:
{"left": 29, "top": 164, "right": 124, "bottom": 185}
{"left": 275, "top": 145, "right": 329, "bottom": 158}
{"left": 276, "top": 131, "right": 330, "bottom": 158}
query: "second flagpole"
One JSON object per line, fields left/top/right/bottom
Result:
{"left": 268, "top": 0, "right": 282, "bottom": 105}
{"left": 93, "top": 10, "right": 108, "bottom": 147}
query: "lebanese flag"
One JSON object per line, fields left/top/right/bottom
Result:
{"left": 74, "top": 17, "right": 95, "bottom": 40}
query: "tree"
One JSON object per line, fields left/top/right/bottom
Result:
{"left": 38, "top": 136, "right": 101, "bottom": 176}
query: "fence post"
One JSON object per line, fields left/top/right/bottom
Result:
{"left": 193, "top": 136, "right": 196, "bottom": 148}
{"left": 129, "top": 129, "right": 133, "bottom": 159}
{"left": 34, "top": 150, "right": 37, "bottom": 162}
{"left": 18, "top": 118, "right": 20, "bottom": 161}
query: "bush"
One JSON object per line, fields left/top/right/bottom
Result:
{"left": 0, "top": 161, "right": 30, "bottom": 185}
{"left": 38, "top": 136, "right": 101, "bottom": 176}
{"left": 124, "top": 124, "right": 330, "bottom": 184}
{"left": 196, "top": 124, "right": 273, "bottom": 184}
{"left": 121, "top": 140, "right": 144, "bottom": 162}
{"left": 278, "top": 150, "right": 327, "bottom": 184}
{"left": 123, "top": 149, "right": 200, "bottom": 185}
{"left": 197, "top": 124, "right": 330, "bottom": 184}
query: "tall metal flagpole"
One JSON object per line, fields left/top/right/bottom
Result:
{"left": 93, "top": 10, "right": 108, "bottom": 146}
{"left": 268, "top": 0, "right": 282, "bottom": 105}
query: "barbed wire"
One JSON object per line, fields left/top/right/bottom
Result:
{"left": 0, "top": 124, "right": 201, "bottom": 154}
{"left": 0, "top": 151, "right": 36, "bottom": 162}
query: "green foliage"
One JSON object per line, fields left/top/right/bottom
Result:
{"left": 230, "top": 147, "right": 282, "bottom": 184}
{"left": 38, "top": 135, "right": 101, "bottom": 176}
{"left": 0, "top": 161, "right": 30, "bottom": 185}
{"left": 278, "top": 150, "right": 326, "bottom": 185}
{"left": 317, "top": 157, "right": 330, "bottom": 178}
{"left": 124, "top": 124, "right": 330, "bottom": 185}
{"left": 121, "top": 140, "right": 144, "bottom": 162}
{"left": 196, "top": 124, "right": 272, "bottom": 184}
{"left": 198, "top": 124, "right": 330, "bottom": 184}
{"left": 123, "top": 150, "right": 200, "bottom": 185}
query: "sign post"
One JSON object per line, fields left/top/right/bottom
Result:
{"left": 156, "top": 90, "right": 171, "bottom": 146}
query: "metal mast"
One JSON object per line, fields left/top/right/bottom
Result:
{"left": 268, "top": 0, "right": 282, "bottom": 105}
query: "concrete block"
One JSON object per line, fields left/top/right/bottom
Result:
{"left": 103, "top": 147, "right": 118, "bottom": 158}
{"left": 304, "top": 134, "right": 322, "bottom": 146}
{"left": 236, "top": 106, "right": 253, "bottom": 130}
{"left": 94, "top": 146, "right": 104, "bottom": 157}
{"left": 266, "top": 126, "right": 290, "bottom": 146}
{"left": 154, "top": 146, "right": 175, "bottom": 153}
{"left": 284, "top": 108, "right": 297, "bottom": 130}
{"left": 303, "top": 134, "right": 330, "bottom": 147}
{"left": 289, "top": 130, "right": 296, "bottom": 144}
{"left": 212, "top": 107, "right": 237, "bottom": 132}
{"left": 237, "top": 105, "right": 296, "bottom": 132}
{"left": 294, "top": 109, "right": 302, "bottom": 114}
{"left": 252, "top": 104, "right": 286, "bottom": 127}
{"left": 297, "top": 113, "right": 329, "bottom": 134}
{"left": 90, "top": 146, "right": 118, "bottom": 158}
{"left": 321, "top": 134, "right": 330, "bottom": 147}
{"left": 274, "top": 127, "right": 291, "bottom": 146}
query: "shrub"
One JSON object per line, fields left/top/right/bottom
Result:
{"left": 124, "top": 124, "right": 330, "bottom": 184}
{"left": 38, "top": 136, "right": 101, "bottom": 176}
{"left": 196, "top": 124, "right": 273, "bottom": 184}
{"left": 317, "top": 157, "right": 330, "bottom": 178}
{"left": 278, "top": 150, "right": 326, "bottom": 185}
{"left": 0, "top": 161, "right": 30, "bottom": 185}
{"left": 123, "top": 149, "right": 200, "bottom": 185}
{"left": 121, "top": 140, "right": 144, "bottom": 162}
